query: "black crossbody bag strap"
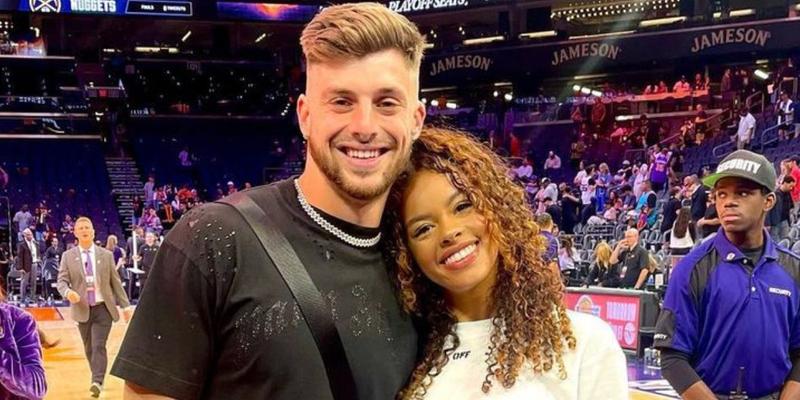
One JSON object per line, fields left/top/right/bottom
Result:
{"left": 218, "top": 189, "right": 358, "bottom": 400}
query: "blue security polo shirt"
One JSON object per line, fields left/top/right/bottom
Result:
{"left": 654, "top": 228, "right": 800, "bottom": 397}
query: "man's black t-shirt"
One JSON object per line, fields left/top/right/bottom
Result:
{"left": 620, "top": 245, "right": 649, "bottom": 288}
{"left": 111, "top": 179, "right": 418, "bottom": 400}
{"left": 702, "top": 206, "right": 720, "bottom": 238}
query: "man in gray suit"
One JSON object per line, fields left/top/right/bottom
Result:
{"left": 57, "top": 217, "right": 132, "bottom": 398}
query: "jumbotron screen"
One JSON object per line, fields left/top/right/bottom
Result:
{"left": 216, "top": 2, "right": 320, "bottom": 22}
{"left": 20, "top": 0, "right": 193, "bottom": 17}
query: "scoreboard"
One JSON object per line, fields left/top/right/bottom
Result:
{"left": 20, "top": 0, "right": 193, "bottom": 17}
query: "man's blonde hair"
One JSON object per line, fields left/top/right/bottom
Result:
{"left": 300, "top": 2, "right": 425, "bottom": 70}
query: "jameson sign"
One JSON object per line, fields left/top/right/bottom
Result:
{"left": 691, "top": 28, "right": 772, "bottom": 53}
{"left": 551, "top": 42, "right": 622, "bottom": 66}
{"left": 388, "top": 0, "right": 469, "bottom": 13}
{"left": 422, "top": 19, "right": 800, "bottom": 85}
{"left": 429, "top": 54, "right": 493, "bottom": 77}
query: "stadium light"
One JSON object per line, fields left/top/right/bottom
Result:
{"left": 504, "top": 93, "right": 513, "bottom": 101}
{"left": 754, "top": 70, "right": 770, "bottom": 80}
{"left": 446, "top": 102, "right": 458, "bottom": 109}
{"left": 572, "top": 84, "right": 582, "bottom": 92}
{"left": 591, "top": 90, "right": 603, "bottom": 97}
{"left": 519, "top": 30, "right": 557, "bottom": 40}
{"left": 463, "top": 35, "right": 504, "bottom": 46}
{"left": 424, "top": 43, "right": 435, "bottom": 49}
{"left": 493, "top": 90, "right": 499, "bottom": 97}
{"left": 580, "top": 87, "right": 592, "bottom": 95}
{"left": 255, "top": 33, "right": 267, "bottom": 43}
{"left": 431, "top": 99, "right": 439, "bottom": 107}
{"left": 181, "top": 30, "right": 192, "bottom": 43}
{"left": 639, "top": 16, "right": 686, "bottom": 28}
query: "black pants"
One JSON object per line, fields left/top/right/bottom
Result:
{"left": 20, "top": 262, "right": 39, "bottom": 303}
{"left": 78, "top": 305, "right": 113, "bottom": 385}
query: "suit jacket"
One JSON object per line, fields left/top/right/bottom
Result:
{"left": 57, "top": 246, "right": 130, "bottom": 323}
{"left": 15, "top": 240, "right": 42, "bottom": 273}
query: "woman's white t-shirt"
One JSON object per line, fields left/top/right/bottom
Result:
{"left": 421, "top": 311, "right": 628, "bottom": 400}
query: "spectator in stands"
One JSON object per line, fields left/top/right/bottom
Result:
{"left": 244, "top": 182, "right": 253, "bottom": 190}
{"left": 661, "top": 187, "right": 683, "bottom": 234}
{"left": 789, "top": 156, "right": 800, "bottom": 217}
{"left": 697, "top": 190, "right": 720, "bottom": 238}
{"left": 610, "top": 228, "right": 650, "bottom": 289}
{"left": 570, "top": 135, "right": 586, "bottom": 170}
{"left": 138, "top": 207, "right": 162, "bottom": 235}
{"left": 33, "top": 202, "right": 49, "bottom": 242}
{"left": 620, "top": 184, "right": 636, "bottom": 210}
{"left": 178, "top": 146, "right": 192, "bottom": 168}
{"left": 650, "top": 146, "right": 672, "bottom": 194}
{"left": 44, "top": 237, "right": 63, "bottom": 265}
{"left": 542, "top": 151, "right": 561, "bottom": 178}
{"left": 515, "top": 157, "right": 533, "bottom": 181}
{"left": 543, "top": 197, "right": 562, "bottom": 229}
{"left": 585, "top": 241, "right": 620, "bottom": 288}
{"left": 0, "top": 244, "right": 9, "bottom": 291}
{"left": 143, "top": 176, "right": 155, "bottom": 209}
{"left": 535, "top": 213, "right": 560, "bottom": 275}
{"left": 768, "top": 176, "right": 795, "bottom": 241}
{"left": 12, "top": 205, "right": 33, "bottom": 242}
{"left": 673, "top": 75, "right": 691, "bottom": 93}
{"left": 602, "top": 198, "right": 623, "bottom": 222}
{"left": 60, "top": 214, "right": 75, "bottom": 245}
{"left": 124, "top": 226, "right": 144, "bottom": 270}
{"left": 596, "top": 163, "right": 612, "bottom": 187}
{"left": 0, "top": 165, "right": 7, "bottom": 189}
{"left": 226, "top": 181, "right": 238, "bottom": 196}
{"left": 633, "top": 180, "right": 658, "bottom": 229}
{"left": 657, "top": 80, "right": 669, "bottom": 94}
{"left": 694, "top": 104, "right": 708, "bottom": 143}
{"left": 581, "top": 177, "right": 596, "bottom": 208}
{"left": 720, "top": 68, "right": 732, "bottom": 93}
{"left": 105, "top": 235, "right": 125, "bottom": 271}
{"left": 633, "top": 163, "right": 649, "bottom": 198}
{"left": 734, "top": 105, "right": 756, "bottom": 150}
{"left": 536, "top": 177, "right": 558, "bottom": 204}
{"left": 558, "top": 236, "right": 580, "bottom": 272}
{"left": 777, "top": 91, "right": 794, "bottom": 141}
{"left": 693, "top": 73, "right": 708, "bottom": 91}
{"left": 669, "top": 207, "right": 695, "bottom": 255}
{"left": 591, "top": 99, "right": 607, "bottom": 132}
{"left": 559, "top": 183, "right": 581, "bottom": 234}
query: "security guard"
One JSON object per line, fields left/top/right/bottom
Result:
{"left": 655, "top": 150, "right": 800, "bottom": 399}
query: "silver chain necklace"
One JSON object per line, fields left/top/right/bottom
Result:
{"left": 294, "top": 179, "right": 381, "bottom": 248}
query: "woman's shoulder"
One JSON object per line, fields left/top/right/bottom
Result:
{"left": 566, "top": 311, "right": 619, "bottom": 349}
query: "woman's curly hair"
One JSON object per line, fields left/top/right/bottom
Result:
{"left": 383, "top": 126, "right": 576, "bottom": 399}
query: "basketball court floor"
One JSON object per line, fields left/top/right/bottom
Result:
{"left": 32, "top": 306, "right": 677, "bottom": 399}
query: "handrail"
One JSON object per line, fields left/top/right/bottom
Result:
{"left": 759, "top": 122, "right": 784, "bottom": 152}
{"left": 624, "top": 148, "right": 645, "bottom": 162}
{"left": 746, "top": 91, "right": 765, "bottom": 115}
{"left": 657, "top": 108, "right": 730, "bottom": 147}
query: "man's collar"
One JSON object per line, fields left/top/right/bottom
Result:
{"left": 712, "top": 227, "right": 778, "bottom": 263}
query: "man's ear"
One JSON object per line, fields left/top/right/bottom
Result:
{"left": 412, "top": 99, "right": 426, "bottom": 141}
{"left": 764, "top": 191, "right": 776, "bottom": 213}
{"left": 297, "top": 94, "right": 310, "bottom": 140}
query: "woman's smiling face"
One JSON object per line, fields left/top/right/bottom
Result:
{"left": 401, "top": 170, "right": 499, "bottom": 296}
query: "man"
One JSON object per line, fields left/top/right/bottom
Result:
{"left": 768, "top": 176, "right": 795, "bottom": 241}
{"left": 16, "top": 228, "right": 42, "bottom": 306}
{"left": 633, "top": 180, "right": 658, "bottom": 228}
{"left": 515, "top": 157, "right": 533, "bottom": 181}
{"left": 660, "top": 186, "right": 682, "bottom": 234}
{"left": 143, "top": 176, "right": 155, "bottom": 209}
{"left": 734, "top": 105, "right": 756, "bottom": 150}
{"left": 135, "top": 231, "right": 159, "bottom": 298}
{"left": 777, "top": 91, "right": 794, "bottom": 141}
{"left": 12, "top": 204, "right": 32, "bottom": 242}
{"left": 57, "top": 217, "right": 131, "bottom": 398}
{"left": 112, "top": 4, "right": 426, "bottom": 399}
{"left": 650, "top": 146, "right": 671, "bottom": 194}
{"left": 610, "top": 228, "right": 651, "bottom": 290}
{"left": 535, "top": 212, "right": 560, "bottom": 277}
{"left": 673, "top": 75, "right": 691, "bottom": 93}
{"left": 684, "top": 174, "right": 708, "bottom": 239}
{"left": 543, "top": 150, "right": 561, "bottom": 178}
{"left": 788, "top": 156, "right": 800, "bottom": 218}
{"left": 655, "top": 150, "right": 800, "bottom": 399}
{"left": 44, "top": 237, "right": 63, "bottom": 263}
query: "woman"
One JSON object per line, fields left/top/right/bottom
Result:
{"left": 585, "top": 241, "right": 621, "bottom": 288}
{"left": 0, "top": 287, "right": 47, "bottom": 399}
{"left": 669, "top": 207, "right": 695, "bottom": 255}
{"left": 105, "top": 235, "right": 126, "bottom": 271}
{"left": 558, "top": 236, "right": 580, "bottom": 272}
{"left": 384, "top": 127, "right": 627, "bottom": 399}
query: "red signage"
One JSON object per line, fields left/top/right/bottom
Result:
{"left": 564, "top": 292, "right": 641, "bottom": 350}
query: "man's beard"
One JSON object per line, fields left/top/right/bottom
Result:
{"left": 308, "top": 138, "right": 410, "bottom": 201}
